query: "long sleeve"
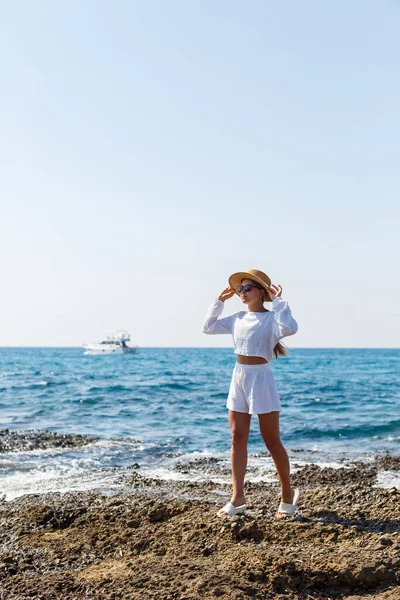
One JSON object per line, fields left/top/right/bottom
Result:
{"left": 202, "top": 299, "right": 234, "bottom": 335}
{"left": 272, "top": 297, "right": 298, "bottom": 340}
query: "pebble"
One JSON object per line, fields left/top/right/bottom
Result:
{"left": 379, "top": 536, "right": 393, "bottom": 546}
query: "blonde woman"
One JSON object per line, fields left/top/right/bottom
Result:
{"left": 202, "top": 269, "right": 299, "bottom": 518}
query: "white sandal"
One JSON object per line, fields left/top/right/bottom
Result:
{"left": 277, "top": 489, "right": 300, "bottom": 517}
{"left": 217, "top": 502, "right": 246, "bottom": 517}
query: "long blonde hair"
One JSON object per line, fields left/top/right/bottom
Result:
{"left": 248, "top": 279, "right": 287, "bottom": 360}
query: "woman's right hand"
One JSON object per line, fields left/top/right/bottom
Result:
{"left": 217, "top": 287, "right": 235, "bottom": 302}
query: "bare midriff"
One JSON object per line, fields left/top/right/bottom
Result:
{"left": 236, "top": 355, "right": 268, "bottom": 365}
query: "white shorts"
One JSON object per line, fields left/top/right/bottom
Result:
{"left": 226, "top": 362, "right": 281, "bottom": 415}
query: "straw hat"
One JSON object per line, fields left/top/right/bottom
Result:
{"left": 228, "top": 269, "right": 273, "bottom": 302}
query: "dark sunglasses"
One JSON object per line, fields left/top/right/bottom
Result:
{"left": 237, "top": 284, "right": 262, "bottom": 293}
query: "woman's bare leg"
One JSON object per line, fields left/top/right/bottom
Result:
{"left": 219, "top": 410, "right": 251, "bottom": 515}
{"left": 258, "top": 411, "right": 294, "bottom": 506}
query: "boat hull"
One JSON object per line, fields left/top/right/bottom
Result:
{"left": 83, "top": 345, "right": 138, "bottom": 355}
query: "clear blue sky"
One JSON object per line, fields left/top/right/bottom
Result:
{"left": 1, "top": 1, "right": 399, "bottom": 347}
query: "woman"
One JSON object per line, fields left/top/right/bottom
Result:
{"left": 202, "top": 269, "right": 299, "bottom": 518}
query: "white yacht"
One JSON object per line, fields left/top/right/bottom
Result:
{"left": 83, "top": 330, "right": 138, "bottom": 354}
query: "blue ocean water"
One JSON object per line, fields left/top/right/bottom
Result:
{"left": 0, "top": 348, "right": 399, "bottom": 500}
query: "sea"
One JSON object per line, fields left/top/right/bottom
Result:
{"left": 0, "top": 347, "right": 399, "bottom": 501}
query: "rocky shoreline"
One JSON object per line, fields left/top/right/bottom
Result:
{"left": 0, "top": 452, "right": 399, "bottom": 599}
{"left": 0, "top": 429, "right": 101, "bottom": 454}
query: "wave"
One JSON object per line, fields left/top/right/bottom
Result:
{"left": 4, "top": 380, "right": 70, "bottom": 391}
{"left": 87, "top": 384, "right": 131, "bottom": 393}
{"left": 157, "top": 382, "right": 199, "bottom": 391}
{"left": 289, "top": 419, "right": 400, "bottom": 440}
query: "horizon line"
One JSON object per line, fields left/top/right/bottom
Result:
{"left": 0, "top": 346, "right": 399, "bottom": 350}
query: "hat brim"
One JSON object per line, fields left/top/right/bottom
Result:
{"left": 228, "top": 271, "right": 272, "bottom": 302}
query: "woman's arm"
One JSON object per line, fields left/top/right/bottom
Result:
{"left": 271, "top": 297, "right": 298, "bottom": 339}
{"left": 202, "top": 287, "right": 236, "bottom": 335}
{"left": 267, "top": 284, "right": 298, "bottom": 339}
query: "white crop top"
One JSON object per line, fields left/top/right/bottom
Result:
{"left": 202, "top": 297, "right": 298, "bottom": 362}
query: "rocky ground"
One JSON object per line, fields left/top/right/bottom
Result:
{"left": 0, "top": 429, "right": 100, "bottom": 454}
{"left": 0, "top": 446, "right": 399, "bottom": 599}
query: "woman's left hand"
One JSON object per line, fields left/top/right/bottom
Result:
{"left": 267, "top": 284, "right": 282, "bottom": 300}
